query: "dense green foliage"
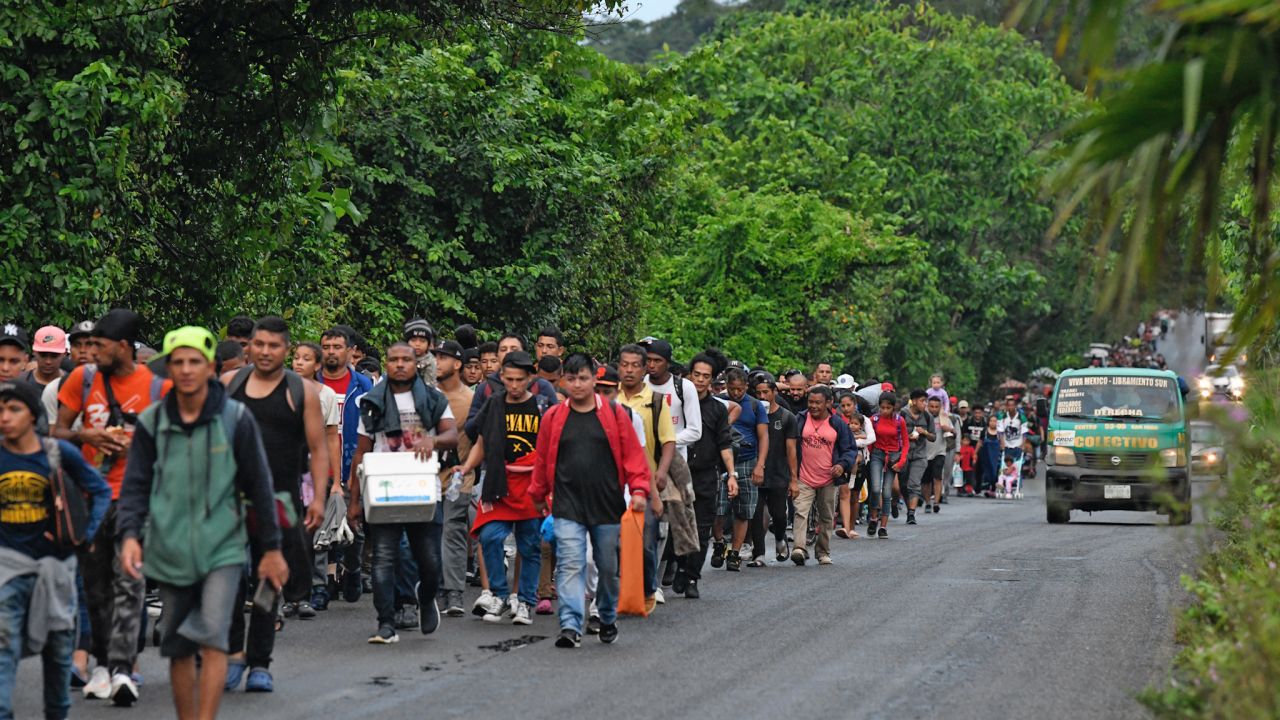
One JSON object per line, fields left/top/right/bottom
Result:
{"left": 4, "top": 0, "right": 1093, "bottom": 394}
{"left": 642, "top": 8, "right": 1090, "bottom": 391}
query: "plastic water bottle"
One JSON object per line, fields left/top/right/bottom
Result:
{"left": 446, "top": 470, "right": 461, "bottom": 503}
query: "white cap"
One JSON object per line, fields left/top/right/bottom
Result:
{"left": 834, "top": 374, "right": 856, "bottom": 389}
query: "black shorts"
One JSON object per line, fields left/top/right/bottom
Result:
{"left": 926, "top": 455, "right": 946, "bottom": 483}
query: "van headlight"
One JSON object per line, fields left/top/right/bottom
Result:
{"left": 1050, "top": 447, "right": 1077, "bottom": 466}
{"left": 1160, "top": 448, "right": 1187, "bottom": 468}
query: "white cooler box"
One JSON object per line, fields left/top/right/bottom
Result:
{"left": 358, "top": 451, "right": 440, "bottom": 524}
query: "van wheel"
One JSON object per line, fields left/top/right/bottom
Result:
{"left": 1047, "top": 501, "right": 1070, "bottom": 524}
{"left": 1169, "top": 504, "right": 1192, "bottom": 526}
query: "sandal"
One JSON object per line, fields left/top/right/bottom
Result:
{"left": 746, "top": 557, "right": 766, "bottom": 568}
{"left": 835, "top": 528, "right": 849, "bottom": 539}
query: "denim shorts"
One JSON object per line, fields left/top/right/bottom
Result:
{"left": 157, "top": 564, "right": 242, "bottom": 658}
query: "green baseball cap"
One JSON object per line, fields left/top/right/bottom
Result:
{"left": 160, "top": 326, "right": 217, "bottom": 363}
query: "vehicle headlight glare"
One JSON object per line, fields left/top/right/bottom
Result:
{"left": 1160, "top": 448, "right": 1187, "bottom": 468}
{"left": 1050, "top": 446, "right": 1077, "bottom": 466}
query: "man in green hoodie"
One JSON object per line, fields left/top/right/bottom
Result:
{"left": 116, "top": 326, "right": 286, "bottom": 720}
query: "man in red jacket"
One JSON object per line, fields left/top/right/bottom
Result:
{"left": 531, "top": 354, "right": 650, "bottom": 649}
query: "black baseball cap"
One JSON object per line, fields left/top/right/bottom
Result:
{"left": 595, "top": 364, "right": 621, "bottom": 387}
{"left": 92, "top": 308, "right": 140, "bottom": 344}
{"left": 0, "top": 323, "right": 28, "bottom": 352}
{"left": 641, "top": 338, "right": 673, "bottom": 362}
{"left": 432, "top": 340, "right": 464, "bottom": 362}
{"left": 68, "top": 320, "right": 95, "bottom": 341}
{"left": 0, "top": 380, "right": 42, "bottom": 419}
{"left": 462, "top": 348, "right": 480, "bottom": 365}
{"left": 501, "top": 350, "right": 536, "bottom": 373}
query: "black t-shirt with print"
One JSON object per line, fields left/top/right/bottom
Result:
{"left": 502, "top": 395, "right": 542, "bottom": 464}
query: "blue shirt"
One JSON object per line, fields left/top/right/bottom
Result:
{"left": 0, "top": 440, "right": 111, "bottom": 559}
{"left": 731, "top": 395, "right": 770, "bottom": 462}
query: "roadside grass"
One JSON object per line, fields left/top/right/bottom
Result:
{"left": 1140, "top": 372, "right": 1280, "bottom": 718}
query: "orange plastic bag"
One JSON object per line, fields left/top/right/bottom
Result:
{"left": 617, "top": 508, "right": 648, "bottom": 617}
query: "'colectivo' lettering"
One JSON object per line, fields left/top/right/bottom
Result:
{"left": 1071, "top": 435, "right": 1160, "bottom": 449}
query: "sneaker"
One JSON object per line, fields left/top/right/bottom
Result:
{"left": 282, "top": 602, "right": 298, "bottom": 618}
{"left": 684, "top": 579, "right": 700, "bottom": 599}
{"left": 672, "top": 571, "right": 689, "bottom": 596}
{"left": 512, "top": 601, "right": 533, "bottom": 626}
{"left": 245, "top": 667, "right": 273, "bottom": 693}
{"left": 555, "top": 628, "right": 582, "bottom": 649}
{"left": 84, "top": 667, "right": 111, "bottom": 699}
{"left": 599, "top": 623, "right": 618, "bottom": 644}
{"left": 775, "top": 539, "right": 787, "bottom": 562}
{"left": 310, "top": 585, "right": 329, "bottom": 611}
{"left": 878, "top": 526, "right": 888, "bottom": 538}
{"left": 933, "top": 504, "right": 941, "bottom": 513}
{"left": 506, "top": 594, "right": 519, "bottom": 618}
{"left": 866, "top": 518, "right": 878, "bottom": 536}
{"left": 482, "top": 598, "right": 510, "bottom": 623}
{"left": 587, "top": 613, "right": 603, "bottom": 635}
{"left": 818, "top": 555, "right": 833, "bottom": 566}
{"left": 535, "top": 598, "right": 554, "bottom": 615}
{"left": 891, "top": 502, "right": 900, "bottom": 519}
{"left": 907, "top": 512, "right": 917, "bottom": 525}
{"left": 725, "top": 549, "right": 742, "bottom": 572}
{"left": 109, "top": 671, "right": 138, "bottom": 706}
{"left": 394, "top": 606, "right": 419, "bottom": 630}
{"left": 296, "top": 601, "right": 316, "bottom": 620}
{"left": 791, "top": 547, "right": 806, "bottom": 566}
{"left": 368, "top": 625, "right": 399, "bottom": 644}
{"left": 654, "top": 588, "right": 666, "bottom": 605}
{"left": 710, "top": 541, "right": 726, "bottom": 569}
{"left": 471, "top": 589, "right": 495, "bottom": 618}
{"left": 224, "top": 660, "right": 247, "bottom": 691}
{"left": 420, "top": 597, "right": 441, "bottom": 635}
{"left": 444, "top": 591, "right": 465, "bottom": 617}
{"left": 341, "top": 570, "right": 362, "bottom": 603}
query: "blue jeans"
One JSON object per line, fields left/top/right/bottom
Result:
{"left": 478, "top": 519, "right": 541, "bottom": 605}
{"left": 868, "top": 448, "right": 902, "bottom": 519}
{"left": 369, "top": 521, "right": 441, "bottom": 629}
{"left": 553, "top": 519, "right": 620, "bottom": 634}
{"left": 0, "top": 575, "right": 74, "bottom": 720}
{"left": 395, "top": 533, "right": 419, "bottom": 608}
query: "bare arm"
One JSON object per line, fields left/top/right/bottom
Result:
{"left": 346, "top": 435, "right": 375, "bottom": 525}
{"left": 302, "top": 382, "right": 330, "bottom": 531}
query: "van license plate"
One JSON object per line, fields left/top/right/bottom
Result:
{"left": 1104, "top": 485, "right": 1131, "bottom": 499}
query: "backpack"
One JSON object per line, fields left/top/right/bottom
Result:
{"left": 43, "top": 437, "right": 90, "bottom": 550}
{"left": 226, "top": 366, "right": 306, "bottom": 421}
{"left": 81, "top": 364, "right": 165, "bottom": 426}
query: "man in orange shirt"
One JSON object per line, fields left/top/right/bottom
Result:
{"left": 53, "top": 309, "right": 170, "bottom": 706}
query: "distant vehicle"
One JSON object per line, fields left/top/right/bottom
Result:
{"left": 1197, "top": 364, "right": 1245, "bottom": 401}
{"left": 1189, "top": 421, "right": 1227, "bottom": 476}
{"left": 1045, "top": 368, "right": 1191, "bottom": 525}
{"left": 1203, "top": 312, "right": 1238, "bottom": 363}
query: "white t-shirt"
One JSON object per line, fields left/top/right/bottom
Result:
{"left": 357, "top": 391, "right": 454, "bottom": 453}
{"left": 317, "top": 383, "right": 340, "bottom": 427}
{"left": 646, "top": 374, "right": 702, "bottom": 456}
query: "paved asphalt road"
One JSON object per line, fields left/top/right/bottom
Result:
{"left": 18, "top": 471, "right": 1208, "bottom": 720}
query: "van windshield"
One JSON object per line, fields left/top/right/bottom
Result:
{"left": 1054, "top": 375, "right": 1181, "bottom": 422}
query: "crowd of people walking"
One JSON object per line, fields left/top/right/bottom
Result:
{"left": 0, "top": 312, "right": 1049, "bottom": 719}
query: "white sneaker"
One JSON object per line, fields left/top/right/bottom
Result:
{"left": 471, "top": 589, "right": 494, "bottom": 618}
{"left": 482, "top": 597, "right": 509, "bottom": 624}
{"left": 654, "top": 588, "right": 666, "bottom": 605}
{"left": 84, "top": 667, "right": 111, "bottom": 700}
{"left": 505, "top": 594, "right": 519, "bottom": 618}
{"left": 110, "top": 671, "right": 139, "bottom": 707}
{"left": 512, "top": 601, "right": 532, "bottom": 626}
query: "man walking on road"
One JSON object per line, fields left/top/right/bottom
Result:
{"left": 54, "top": 309, "right": 168, "bottom": 705}
{"left": 720, "top": 367, "right": 768, "bottom": 571}
{"left": 221, "top": 317, "right": 330, "bottom": 693}
{"left": 116, "top": 326, "right": 287, "bottom": 720}
{"left": 789, "top": 386, "right": 857, "bottom": 566}
{"left": 675, "top": 353, "right": 734, "bottom": 598}
{"left": 902, "top": 390, "right": 936, "bottom": 525}
{"left": 347, "top": 343, "right": 457, "bottom": 645}
{"left": 430, "top": 341, "right": 473, "bottom": 617}
{"left": 530, "top": 354, "right": 651, "bottom": 648}
{"left": 617, "top": 344, "right": 673, "bottom": 612}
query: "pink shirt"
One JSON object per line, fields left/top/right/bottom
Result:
{"left": 799, "top": 414, "right": 838, "bottom": 488}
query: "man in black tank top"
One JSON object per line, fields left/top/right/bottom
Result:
{"left": 220, "top": 316, "right": 331, "bottom": 694}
